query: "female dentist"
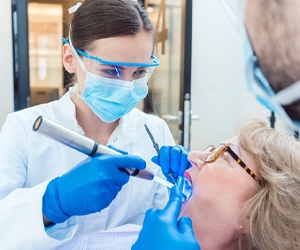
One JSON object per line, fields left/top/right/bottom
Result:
{"left": 0, "top": 0, "right": 177, "bottom": 248}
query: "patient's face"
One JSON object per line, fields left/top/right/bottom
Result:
{"left": 180, "top": 136, "right": 260, "bottom": 250}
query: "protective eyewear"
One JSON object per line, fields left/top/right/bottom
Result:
{"left": 63, "top": 38, "right": 159, "bottom": 80}
{"left": 76, "top": 48, "right": 159, "bottom": 68}
{"left": 244, "top": 33, "right": 300, "bottom": 131}
{"left": 204, "top": 144, "right": 262, "bottom": 186}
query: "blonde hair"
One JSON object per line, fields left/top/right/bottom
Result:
{"left": 236, "top": 119, "right": 300, "bottom": 250}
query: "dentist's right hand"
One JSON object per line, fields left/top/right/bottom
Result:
{"left": 42, "top": 154, "right": 145, "bottom": 225}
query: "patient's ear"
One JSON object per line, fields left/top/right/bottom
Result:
{"left": 236, "top": 219, "right": 250, "bottom": 235}
{"left": 63, "top": 44, "right": 76, "bottom": 73}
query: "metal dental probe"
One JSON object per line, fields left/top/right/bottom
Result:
{"left": 144, "top": 124, "right": 176, "bottom": 184}
{"left": 32, "top": 116, "right": 154, "bottom": 180}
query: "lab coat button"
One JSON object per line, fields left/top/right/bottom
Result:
{"left": 113, "top": 137, "right": 118, "bottom": 142}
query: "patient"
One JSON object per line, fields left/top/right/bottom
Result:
{"left": 57, "top": 120, "right": 300, "bottom": 249}
{"left": 134, "top": 119, "right": 300, "bottom": 250}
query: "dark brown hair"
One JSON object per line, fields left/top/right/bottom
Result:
{"left": 70, "top": 0, "right": 155, "bottom": 50}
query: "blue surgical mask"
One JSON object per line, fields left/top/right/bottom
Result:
{"left": 80, "top": 73, "right": 148, "bottom": 123}
{"left": 68, "top": 37, "right": 149, "bottom": 123}
{"left": 243, "top": 29, "right": 300, "bottom": 131}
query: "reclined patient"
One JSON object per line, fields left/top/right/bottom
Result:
{"left": 59, "top": 120, "right": 300, "bottom": 250}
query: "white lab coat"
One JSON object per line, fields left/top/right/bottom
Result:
{"left": 56, "top": 224, "right": 142, "bottom": 250}
{"left": 0, "top": 87, "right": 175, "bottom": 249}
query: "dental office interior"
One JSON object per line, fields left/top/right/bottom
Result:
{"left": 0, "top": 0, "right": 287, "bottom": 152}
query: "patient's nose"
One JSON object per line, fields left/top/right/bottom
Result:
{"left": 187, "top": 151, "right": 208, "bottom": 171}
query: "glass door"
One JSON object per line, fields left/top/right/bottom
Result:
{"left": 143, "top": 0, "right": 193, "bottom": 146}
{"left": 28, "top": 2, "right": 63, "bottom": 106}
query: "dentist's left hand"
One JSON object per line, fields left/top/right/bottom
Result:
{"left": 42, "top": 154, "right": 145, "bottom": 225}
{"left": 132, "top": 177, "right": 200, "bottom": 250}
{"left": 152, "top": 145, "right": 191, "bottom": 182}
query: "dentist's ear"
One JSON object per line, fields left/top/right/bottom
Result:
{"left": 63, "top": 44, "right": 76, "bottom": 73}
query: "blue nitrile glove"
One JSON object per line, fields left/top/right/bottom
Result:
{"left": 43, "top": 154, "right": 145, "bottom": 224}
{"left": 107, "top": 145, "right": 128, "bottom": 154}
{"left": 132, "top": 176, "right": 200, "bottom": 250}
{"left": 152, "top": 145, "right": 192, "bottom": 182}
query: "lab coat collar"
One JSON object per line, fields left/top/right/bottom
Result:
{"left": 57, "top": 85, "right": 84, "bottom": 134}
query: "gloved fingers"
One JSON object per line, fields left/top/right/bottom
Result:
{"left": 169, "top": 146, "right": 182, "bottom": 177}
{"left": 162, "top": 176, "right": 183, "bottom": 220}
{"left": 96, "top": 155, "right": 145, "bottom": 186}
{"left": 107, "top": 145, "right": 128, "bottom": 155}
{"left": 145, "top": 208, "right": 161, "bottom": 219}
{"left": 151, "top": 146, "right": 186, "bottom": 179}
{"left": 112, "top": 155, "right": 146, "bottom": 185}
{"left": 152, "top": 155, "right": 175, "bottom": 183}
{"left": 108, "top": 166, "right": 130, "bottom": 187}
{"left": 177, "top": 216, "right": 194, "bottom": 234}
{"left": 177, "top": 216, "right": 201, "bottom": 249}
{"left": 157, "top": 145, "right": 191, "bottom": 179}
{"left": 112, "top": 155, "right": 146, "bottom": 170}
{"left": 151, "top": 155, "right": 159, "bottom": 166}
{"left": 91, "top": 155, "right": 132, "bottom": 187}
{"left": 179, "top": 148, "right": 192, "bottom": 175}
{"left": 143, "top": 208, "right": 161, "bottom": 226}
{"left": 170, "top": 145, "right": 191, "bottom": 177}
{"left": 145, "top": 208, "right": 160, "bottom": 217}
{"left": 158, "top": 146, "right": 172, "bottom": 176}
{"left": 178, "top": 145, "right": 191, "bottom": 158}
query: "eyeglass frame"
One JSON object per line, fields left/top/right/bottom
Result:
{"left": 62, "top": 38, "right": 160, "bottom": 67}
{"left": 204, "top": 144, "right": 262, "bottom": 186}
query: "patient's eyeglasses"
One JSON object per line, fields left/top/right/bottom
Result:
{"left": 204, "top": 144, "right": 262, "bottom": 186}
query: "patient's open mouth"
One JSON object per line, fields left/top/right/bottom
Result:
{"left": 182, "top": 172, "right": 193, "bottom": 202}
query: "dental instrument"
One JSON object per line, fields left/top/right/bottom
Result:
{"left": 144, "top": 124, "right": 192, "bottom": 201}
{"left": 33, "top": 116, "right": 155, "bottom": 180}
{"left": 144, "top": 124, "right": 176, "bottom": 184}
{"left": 182, "top": 175, "right": 193, "bottom": 201}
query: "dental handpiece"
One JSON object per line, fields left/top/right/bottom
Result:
{"left": 32, "top": 116, "right": 154, "bottom": 180}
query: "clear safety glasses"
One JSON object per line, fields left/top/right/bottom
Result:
{"left": 63, "top": 38, "right": 159, "bottom": 81}
{"left": 204, "top": 144, "right": 262, "bottom": 186}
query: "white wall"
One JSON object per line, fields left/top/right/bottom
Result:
{"left": 190, "top": 0, "right": 281, "bottom": 150}
{"left": 0, "top": 0, "right": 14, "bottom": 127}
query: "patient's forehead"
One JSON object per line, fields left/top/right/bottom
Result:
{"left": 222, "top": 136, "right": 239, "bottom": 146}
